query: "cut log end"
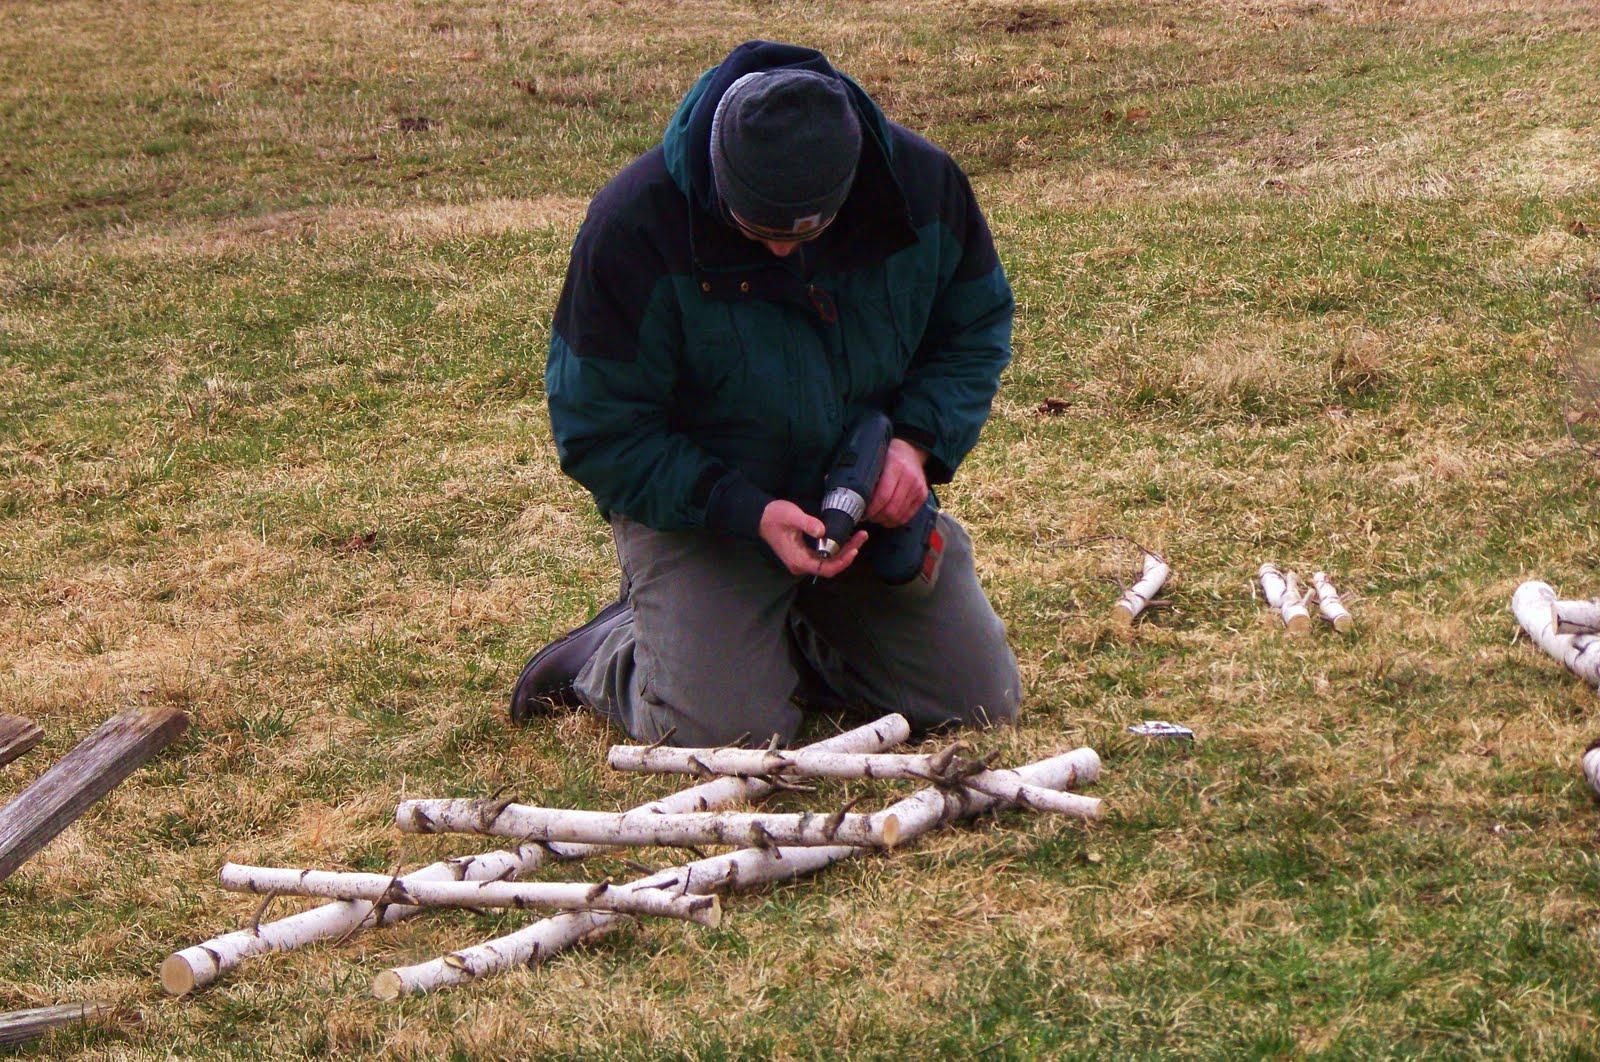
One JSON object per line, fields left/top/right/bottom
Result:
{"left": 1284, "top": 614, "right": 1311, "bottom": 635}
{"left": 1108, "top": 603, "right": 1136, "bottom": 627}
{"left": 1584, "top": 747, "right": 1600, "bottom": 798}
{"left": 880, "top": 814, "right": 901, "bottom": 848}
{"left": 159, "top": 954, "right": 198, "bottom": 996}
{"left": 698, "top": 894, "right": 724, "bottom": 929}
{"left": 371, "top": 970, "right": 405, "bottom": 1001}
{"left": 1331, "top": 614, "right": 1355, "bottom": 634}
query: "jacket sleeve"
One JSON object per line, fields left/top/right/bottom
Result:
{"left": 889, "top": 161, "right": 1014, "bottom": 485}
{"left": 546, "top": 214, "right": 774, "bottom": 538}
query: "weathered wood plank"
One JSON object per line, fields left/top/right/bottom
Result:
{"left": 0, "top": 706, "right": 188, "bottom": 884}
{"left": 0, "top": 713, "right": 43, "bottom": 768}
{"left": 0, "top": 1002, "right": 113, "bottom": 1046}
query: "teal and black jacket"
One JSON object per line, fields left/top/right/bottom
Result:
{"left": 547, "top": 41, "right": 1013, "bottom": 540}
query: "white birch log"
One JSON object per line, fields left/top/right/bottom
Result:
{"left": 1557, "top": 599, "right": 1600, "bottom": 635}
{"left": 160, "top": 714, "right": 910, "bottom": 995}
{"left": 373, "top": 747, "right": 1101, "bottom": 998}
{"left": 605, "top": 746, "right": 1101, "bottom": 820}
{"left": 962, "top": 770, "right": 1101, "bottom": 818}
{"left": 1110, "top": 552, "right": 1169, "bottom": 626}
{"left": 395, "top": 800, "right": 902, "bottom": 849}
{"left": 1584, "top": 741, "right": 1600, "bottom": 798}
{"left": 1311, "top": 571, "right": 1354, "bottom": 633}
{"left": 1512, "top": 581, "right": 1600, "bottom": 688}
{"left": 1259, "top": 563, "right": 1310, "bottom": 634}
{"left": 217, "top": 864, "right": 721, "bottom": 925}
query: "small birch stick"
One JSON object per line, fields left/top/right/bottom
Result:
{"left": 1110, "top": 552, "right": 1169, "bottom": 627}
{"left": 1512, "top": 581, "right": 1600, "bottom": 688}
{"left": 160, "top": 713, "right": 911, "bottom": 995}
{"left": 217, "top": 864, "right": 721, "bottom": 925}
{"left": 1310, "top": 571, "right": 1354, "bottom": 633}
{"left": 395, "top": 801, "right": 902, "bottom": 849}
{"left": 1557, "top": 599, "right": 1600, "bottom": 635}
{"left": 605, "top": 746, "right": 1101, "bottom": 819}
{"left": 373, "top": 747, "right": 1101, "bottom": 998}
{"left": 1259, "top": 563, "right": 1311, "bottom": 634}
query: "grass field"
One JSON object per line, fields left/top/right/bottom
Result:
{"left": 4, "top": 0, "right": 1600, "bottom": 1055}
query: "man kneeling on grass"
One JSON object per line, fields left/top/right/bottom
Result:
{"left": 511, "top": 40, "right": 1019, "bottom": 747}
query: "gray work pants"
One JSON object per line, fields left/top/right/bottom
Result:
{"left": 573, "top": 511, "right": 1021, "bottom": 747}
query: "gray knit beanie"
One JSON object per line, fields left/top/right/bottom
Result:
{"left": 709, "top": 70, "right": 862, "bottom": 237}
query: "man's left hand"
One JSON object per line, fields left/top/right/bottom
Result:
{"left": 866, "top": 438, "right": 930, "bottom": 528}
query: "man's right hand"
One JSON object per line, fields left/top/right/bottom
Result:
{"left": 759, "top": 499, "right": 867, "bottom": 578}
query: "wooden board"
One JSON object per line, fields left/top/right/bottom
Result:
{"left": 0, "top": 1002, "right": 112, "bottom": 1046}
{"left": 0, "top": 714, "right": 43, "bottom": 768}
{"left": 0, "top": 706, "right": 188, "bottom": 884}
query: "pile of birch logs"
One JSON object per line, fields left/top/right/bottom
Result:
{"left": 162, "top": 714, "right": 1102, "bottom": 999}
{"left": 1510, "top": 581, "right": 1600, "bottom": 795}
{"left": 1258, "top": 564, "right": 1354, "bottom": 634}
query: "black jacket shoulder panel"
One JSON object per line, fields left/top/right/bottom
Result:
{"left": 551, "top": 147, "right": 692, "bottom": 362}
{"left": 886, "top": 125, "right": 1000, "bottom": 282}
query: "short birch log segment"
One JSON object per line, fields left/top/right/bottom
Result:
{"left": 161, "top": 714, "right": 911, "bottom": 995}
{"left": 218, "top": 864, "right": 721, "bottom": 925}
{"left": 1558, "top": 599, "right": 1600, "bottom": 635}
{"left": 373, "top": 747, "right": 1102, "bottom": 998}
{"left": 0, "top": 705, "right": 187, "bottom": 884}
{"left": 605, "top": 746, "right": 1102, "bottom": 820}
{"left": 396, "top": 801, "right": 901, "bottom": 849}
{"left": 1512, "top": 581, "right": 1600, "bottom": 688}
{"left": 1584, "top": 741, "right": 1600, "bottom": 798}
{"left": 1259, "top": 563, "right": 1311, "bottom": 634}
{"left": 1311, "top": 572, "right": 1354, "bottom": 632}
{"left": 1111, "top": 552, "right": 1169, "bottom": 627}
{"left": 0, "top": 1002, "right": 114, "bottom": 1047}
{"left": 0, "top": 714, "right": 43, "bottom": 768}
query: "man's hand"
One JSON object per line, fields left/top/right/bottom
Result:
{"left": 759, "top": 500, "right": 867, "bottom": 578}
{"left": 866, "top": 438, "right": 930, "bottom": 528}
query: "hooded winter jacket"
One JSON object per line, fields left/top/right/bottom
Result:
{"left": 546, "top": 41, "right": 1013, "bottom": 541}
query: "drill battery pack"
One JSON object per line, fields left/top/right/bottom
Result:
{"left": 864, "top": 491, "right": 944, "bottom": 588}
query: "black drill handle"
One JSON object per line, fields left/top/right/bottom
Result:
{"left": 813, "top": 410, "right": 894, "bottom": 556}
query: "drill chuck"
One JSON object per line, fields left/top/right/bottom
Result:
{"left": 814, "top": 486, "right": 868, "bottom": 558}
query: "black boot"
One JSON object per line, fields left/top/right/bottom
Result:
{"left": 509, "top": 598, "right": 632, "bottom": 724}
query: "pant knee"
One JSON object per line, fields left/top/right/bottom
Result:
{"left": 906, "top": 650, "right": 1021, "bottom": 733}
{"left": 635, "top": 684, "right": 802, "bottom": 749}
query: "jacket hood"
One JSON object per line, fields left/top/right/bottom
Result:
{"left": 662, "top": 41, "right": 897, "bottom": 213}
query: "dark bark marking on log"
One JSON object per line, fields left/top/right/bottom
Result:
{"left": 0, "top": 706, "right": 187, "bottom": 884}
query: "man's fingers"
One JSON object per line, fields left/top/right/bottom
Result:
{"left": 876, "top": 478, "right": 913, "bottom": 528}
{"left": 810, "top": 530, "right": 864, "bottom": 578}
{"left": 870, "top": 459, "right": 912, "bottom": 522}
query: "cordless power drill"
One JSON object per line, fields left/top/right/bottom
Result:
{"left": 812, "top": 410, "right": 944, "bottom": 586}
